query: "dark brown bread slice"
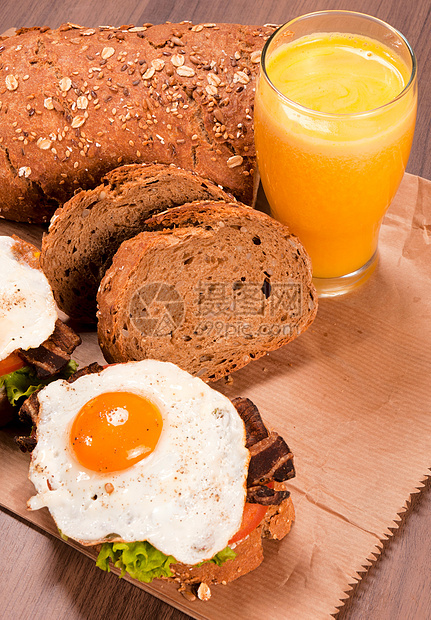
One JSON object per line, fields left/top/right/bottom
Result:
{"left": 169, "top": 491, "right": 295, "bottom": 600}
{"left": 97, "top": 202, "right": 317, "bottom": 381}
{"left": 91, "top": 484, "right": 293, "bottom": 601}
{"left": 40, "top": 164, "right": 232, "bottom": 323}
{"left": 0, "top": 22, "right": 275, "bottom": 223}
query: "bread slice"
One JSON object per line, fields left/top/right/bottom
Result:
{"left": 40, "top": 164, "right": 232, "bottom": 323}
{"left": 170, "top": 491, "right": 295, "bottom": 600}
{"left": 97, "top": 202, "right": 317, "bottom": 381}
{"left": 91, "top": 492, "right": 294, "bottom": 602}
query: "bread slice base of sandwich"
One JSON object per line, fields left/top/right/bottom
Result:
{"left": 170, "top": 489, "right": 295, "bottom": 601}
{"left": 21, "top": 365, "right": 296, "bottom": 600}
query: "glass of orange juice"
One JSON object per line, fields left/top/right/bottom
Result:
{"left": 255, "top": 11, "right": 417, "bottom": 296}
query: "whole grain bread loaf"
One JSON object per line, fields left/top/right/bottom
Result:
{"left": 0, "top": 22, "right": 275, "bottom": 223}
{"left": 97, "top": 202, "right": 317, "bottom": 381}
{"left": 40, "top": 163, "right": 232, "bottom": 322}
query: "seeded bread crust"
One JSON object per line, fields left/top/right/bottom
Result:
{"left": 0, "top": 22, "right": 275, "bottom": 223}
{"left": 97, "top": 202, "right": 317, "bottom": 381}
{"left": 40, "top": 163, "right": 232, "bottom": 322}
{"left": 170, "top": 492, "right": 295, "bottom": 597}
{"left": 91, "top": 487, "right": 294, "bottom": 599}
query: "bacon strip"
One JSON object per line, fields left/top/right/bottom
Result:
{"left": 232, "top": 397, "right": 295, "bottom": 506}
{"left": 247, "top": 432, "right": 295, "bottom": 486}
{"left": 15, "top": 426, "right": 37, "bottom": 453}
{"left": 230, "top": 397, "right": 269, "bottom": 448}
{"left": 18, "top": 390, "right": 40, "bottom": 426}
{"left": 18, "top": 319, "right": 81, "bottom": 379}
{"left": 246, "top": 485, "right": 290, "bottom": 505}
{"left": 67, "top": 362, "right": 104, "bottom": 383}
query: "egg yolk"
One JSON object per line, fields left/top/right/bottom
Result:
{"left": 70, "top": 391, "right": 163, "bottom": 473}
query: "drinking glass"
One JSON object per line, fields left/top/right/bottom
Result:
{"left": 254, "top": 11, "right": 417, "bottom": 296}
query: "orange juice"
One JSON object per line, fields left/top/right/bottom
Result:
{"left": 255, "top": 28, "right": 417, "bottom": 280}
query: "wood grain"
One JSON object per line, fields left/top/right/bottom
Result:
{"left": 338, "top": 479, "right": 431, "bottom": 619}
{"left": 0, "top": 2, "right": 430, "bottom": 620}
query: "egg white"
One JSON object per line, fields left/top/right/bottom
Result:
{"left": 0, "top": 235, "right": 57, "bottom": 362}
{"left": 28, "top": 360, "right": 249, "bottom": 565}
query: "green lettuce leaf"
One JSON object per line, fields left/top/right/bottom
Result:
{"left": 59, "top": 359, "right": 79, "bottom": 378}
{"left": 0, "top": 359, "right": 78, "bottom": 408}
{"left": 96, "top": 541, "right": 176, "bottom": 583}
{"left": 96, "top": 541, "right": 236, "bottom": 583}
{"left": 207, "top": 546, "right": 236, "bottom": 566}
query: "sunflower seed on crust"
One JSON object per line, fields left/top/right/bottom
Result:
{"left": 71, "top": 115, "right": 86, "bottom": 128}
{"left": 197, "top": 583, "right": 211, "bottom": 601}
{"left": 171, "top": 54, "right": 185, "bottom": 67}
{"left": 59, "top": 77, "right": 72, "bottom": 92}
{"left": 37, "top": 138, "right": 52, "bottom": 150}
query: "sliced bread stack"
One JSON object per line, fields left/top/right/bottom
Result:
{"left": 97, "top": 201, "right": 317, "bottom": 381}
{"left": 41, "top": 163, "right": 317, "bottom": 381}
{"left": 41, "top": 163, "right": 232, "bottom": 322}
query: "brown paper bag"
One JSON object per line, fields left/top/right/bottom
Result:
{"left": 0, "top": 173, "right": 430, "bottom": 619}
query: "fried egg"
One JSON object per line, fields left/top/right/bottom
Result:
{"left": 28, "top": 360, "right": 249, "bottom": 565}
{"left": 0, "top": 235, "right": 57, "bottom": 362}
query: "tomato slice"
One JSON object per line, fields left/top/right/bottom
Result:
{"left": 0, "top": 352, "right": 26, "bottom": 376}
{"left": 228, "top": 502, "right": 268, "bottom": 545}
{"left": 229, "top": 481, "right": 276, "bottom": 545}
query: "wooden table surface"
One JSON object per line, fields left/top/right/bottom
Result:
{"left": 0, "top": 1, "right": 430, "bottom": 619}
